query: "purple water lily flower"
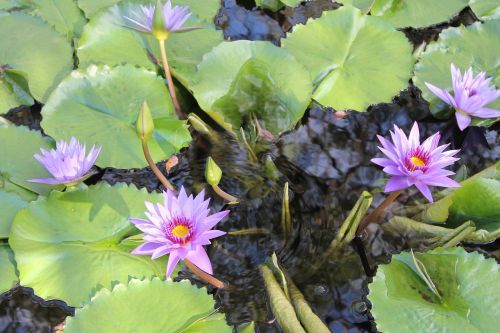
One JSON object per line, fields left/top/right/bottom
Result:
{"left": 425, "top": 64, "right": 500, "bottom": 131}
{"left": 123, "top": 0, "right": 194, "bottom": 35}
{"left": 29, "top": 137, "right": 101, "bottom": 186}
{"left": 371, "top": 122, "right": 460, "bottom": 202}
{"left": 130, "top": 187, "right": 229, "bottom": 278}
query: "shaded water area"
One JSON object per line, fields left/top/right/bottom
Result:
{"left": 1, "top": 1, "right": 500, "bottom": 332}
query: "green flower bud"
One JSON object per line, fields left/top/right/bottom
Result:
{"left": 152, "top": 0, "right": 169, "bottom": 41}
{"left": 137, "top": 101, "right": 154, "bottom": 141}
{"left": 205, "top": 157, "right": 222, "bottom": 186}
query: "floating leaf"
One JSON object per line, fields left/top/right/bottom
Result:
{"left": 470, "top": 0, "right": 500, "bottom": 20}
{"left": 341, "top": 0, "right": 374, "bottom": 13}
{"left": 424, "top": 163, "right": 500, "bottom": 232}
{"left": 0, "top": 244, "right": 18, "bottom": 294}
{"left": 0, "top": 190, "right": 28, "bottom": 239}
{"left": 0, "top": 13, "right": 73, "bottom": 102}
{"left": 282, "top": 6, "right": 413, "bottom": 111}
{"left": 414, "top": 20, "right": 500, "bottom": 112}
{"left": 256, "top": 0, "right": 302, "bottom": 11}
{"left": 9, "top": 183, "right": 168, "bottom": 306}
{"left": 0, "top": 125, "right": 55, "bottom": 196}
{"left": 76, "top": 2, "right": 223, "bottom": 86}
{"left": 0, "top": 69, "right": 34, "bottom": 113}
{"left": 63, "top": 278, "right": 231, "bottom": 333}
{"left": 41, "top": 65, "right": 191, "bottom": 169}
{"left": 369, "top": 247, "right": 500, "bottom": 333}
{"left": 191, "top": 40, "right": 312, "bottom": 135}
{"left": 30, "top": 0, "right": 87, "bottom": 40}
{"left": 369, "top": 0, "right": 469, "bottom": 28}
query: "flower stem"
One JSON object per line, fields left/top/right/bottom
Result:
{"left": 356, "top": 190, "right": 403, "bottom": 236}
{"left": 141, "top": 140, "right": 176, "bottom": 192}
{"left": 184, "top": 259, "right": 226, "bottom": 289}
{"left": 158, "top": 40, "right": 184, "bottom": 120}
{"left": 212, "top": 184, "right": 238, "bottom": 203}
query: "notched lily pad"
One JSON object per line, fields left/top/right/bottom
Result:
{"left": 191, "top": 40, "right": 312, "bottom": 135}
{"left": 0, "top": 244, "right": 18, "bottom": 294}
{"left": 369, "top": 247, "right": 500, "bottom": 333}
{"left": 63, "top": 278, "right": 231, "bottom": 333}
{"left": 282, "top": 6, "right": 414, "bottom": 111}
{"left": 9, "top": 183, "right": 168, "bottom": 306}
{"left": 41, "top": 64, "right": 191, "bottom": 169}
{"left": 0, "top": 12, "right": 73, "bottom": 103}
{"left": 0, "top": 124, "right": 55, "bottom": 196}
{"left": 0, "top": 190, "right": 29, "bottom": 239}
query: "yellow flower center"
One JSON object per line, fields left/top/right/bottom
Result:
{"left": 410, "top": 156, "right": 426, "bottom": 167}
{"left": 171, "top": 225, "right": 189, "bottom": 238}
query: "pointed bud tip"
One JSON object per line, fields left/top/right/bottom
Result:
{"left": 205, "top": 156, "right": 222, "bottom": 186}
{"left": 152, "top": 0, "right": 169, "bottom": 40}
{"left": 137, "top": 101, "right": 154, "bottom": 141}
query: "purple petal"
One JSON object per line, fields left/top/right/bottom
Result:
{"left": 414, "top": 182, "right": 433, "bottom": 202}
{"left": 166, "top": 250, "right": 181, "bottom": 279}
{"left": 27, "top": 177, "right": 62, "bottom": 185}
{"left": 384, "top": 176, "right": 409, "bottom": 192}
{"left": 185, "top": 246, "right": 213, "bottom": 275}
{"left": 131, "top": 242, "right": 164, "bottom": 255}
{"left": 455, "top": 112, "right": 472, "bottom": 131}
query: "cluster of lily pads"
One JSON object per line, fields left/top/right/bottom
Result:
{"left": 1, "top": 0, "right": 499, "bottom": 332}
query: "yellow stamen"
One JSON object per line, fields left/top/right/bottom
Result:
{"left": 172, "top": 225, "right": 189, "bottom": 238}
{"left": 410, "top": 156, "right": 425, "bottom": 167}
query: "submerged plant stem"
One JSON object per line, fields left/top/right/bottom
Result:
{"left": 158, "top": 40, "right": 184, "bottom": 120}
{"left": 184, "top": 259, "right": 226, "bottom": 289}
{"left": 141, "top": 140, "right": 175, "bottom": 192}
{"left": 356, "top": 190, "right": 403, "bottom": 236}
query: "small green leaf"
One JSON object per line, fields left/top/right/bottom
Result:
{"left": 63, "top": 278, "right": 232, "bottom": 333}
{"left": 41, "top": 65, "right": 191, "bottom": 169}
{"left": 191, "top": 40, "right": 312, "bottom": 135}
{"left": 369, "top": 247, "right": 500, "bottom": 333}
{"left": 0, "top": 244, "right": 18, "bottom": 294}
{"left": 9, "top": 183, "right": 168, "bottom": 306}
{"left": 282, "top": 6, "right": 414, "bottom": 111}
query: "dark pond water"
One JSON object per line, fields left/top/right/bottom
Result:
{"left": 1, "top": 1, "right": 499, "bottom": 332}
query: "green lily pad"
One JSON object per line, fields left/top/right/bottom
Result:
{"left": 341, "top": 0, "right": 375, "bottom": 13}
{"left": 414, "top": 20, "right": 500, "bottom": 112}
{"left": 63, "top": 278, "right": 231, "bottom": 333}
{"left": 0, "top": 244, "right": 18, "bottom": 294}
{"left": 9, "top": 183, "right": 168, "bottom": 306}
{"left": 0, "top": 125, "right": 55, "bottom": 196}
{"left": 0, "top": 190, "right": 28, "bottom": 239}
{"left": 76, "top": 1, "right": 223, "bottom": 86}
{"left": 256, "top": 0, "right": 302, "bottom": 11}
{"left": 369, "top": 0, "right": 469, "bottom": 28}
{"left": 191, "top": 40, "right": 312, "bottom": 135}
{"left": 0, "top": 70, "right": 34, "bottom": 113}
{"left": 282, "top": 6, "right": 413, "bottom": 111}
{"left": 41, "top": 65, "right": 191, "bottom": 169}
{"left": 369, "top": 247, "right": 500, "bottom": 333}
{"left": 470, "top": 0, "right": 500, "bottom": 20}
{"left": 0, "top": 13, "right": 73, "bottom": 103}
{"left": 30, "top": 0, "right": 87, "bottom": 41}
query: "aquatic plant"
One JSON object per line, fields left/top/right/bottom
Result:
{"left": 371, "top": 122, "right": 460, "bottom": 202}
{"left": 425, "top": 64, "right": 500, "bottom": 130}
{"left": 28, "top": 137, "right": 101, "bottom": 187}
{"left": 130, "top": 187, "right": 229, "bottom": 282}
{"left": 124, "top": 0, "right": 197, "bottom": 119}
